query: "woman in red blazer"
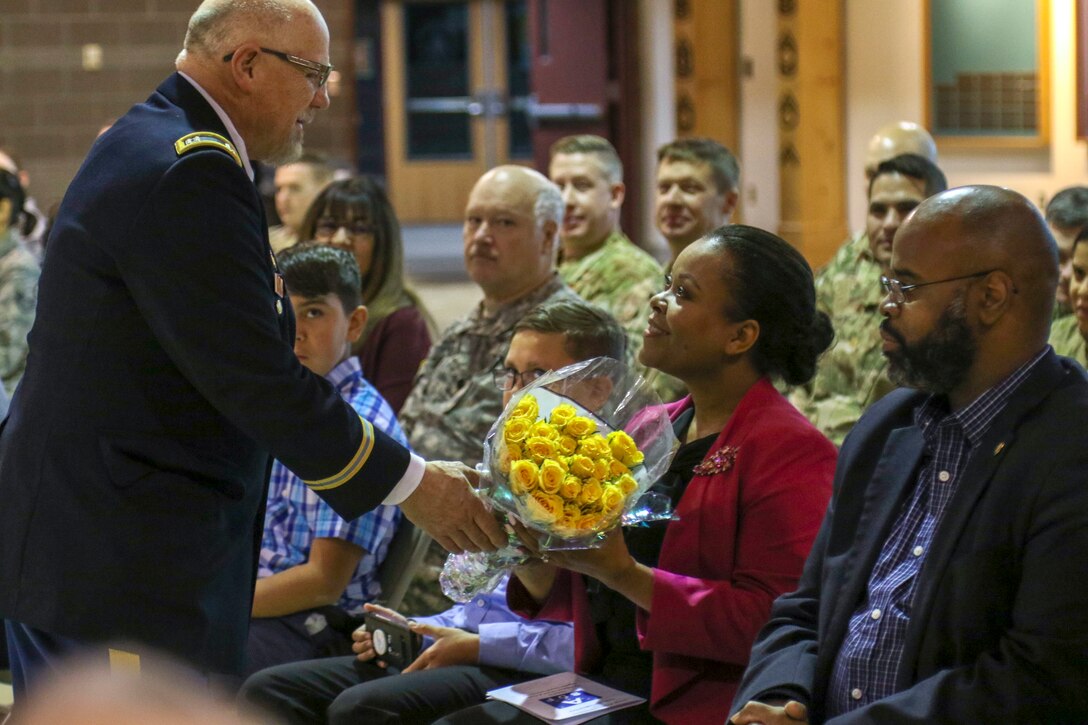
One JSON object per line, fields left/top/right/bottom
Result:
{"left": 438, "top": 225, "right": 838, "bottom": 724}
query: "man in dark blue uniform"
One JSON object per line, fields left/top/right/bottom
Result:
{"left": 0, "top": 0, "right": 503, "bottom": 701}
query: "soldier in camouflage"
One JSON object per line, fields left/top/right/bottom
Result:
{"left": 1049, "top": 229, "right": 1087, "bottom": 367}
{"left": 398, "top": 166, "right": 579, "bottom": 614}
{"left": 0, "top": 167, "right": 40, "bottom": 396}
{"left": 791, "top": 154, "right": 947, "bottom": 444}
{"left": 548, "top": 135, "right": 683, "bottom": 402}
{"left": 1043, "top": 186, "right": 1088, "bottom": 319}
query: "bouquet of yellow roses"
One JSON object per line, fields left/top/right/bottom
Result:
{"left": 440, "top": 357, "right": 679, "bottom": 602}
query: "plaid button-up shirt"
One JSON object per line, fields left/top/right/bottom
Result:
{"left": 258, "top": 357, "right": 407, "bottom": 613}
{"left": 826, "top": 348, "right": 1047, "bottom": 716}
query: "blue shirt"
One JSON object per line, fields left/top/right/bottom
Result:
{"left": 826, "top": 349, "right": 1048, "bottom": 716}
{"left": 258, "top": 357, "right": 407, "bottom": 613}
{"left": 416, "top": 575, "right": 574, "bottom": 675}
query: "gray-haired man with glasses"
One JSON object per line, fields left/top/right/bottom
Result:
{"left": 0, "top": 0, "right": 504, "bottom": 701}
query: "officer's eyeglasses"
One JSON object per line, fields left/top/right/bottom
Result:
{"left": 880, "top": 269, "right": 999, "bottom": 306}
{"left": 222, "top": 47, "right": 333, "bottom": 88}
{"left": 493, "top": 366, "right": 547, "bottom": 391}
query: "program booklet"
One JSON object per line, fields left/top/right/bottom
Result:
{"left": 486, "top": 672, "right": 645, "bottom": 724}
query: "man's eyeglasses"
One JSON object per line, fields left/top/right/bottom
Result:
{"left": 492, "top": 366, "right": 547, "bottom": 391}
{"left": 222, "top": 47, "right": 333, "bottom": 88}
{"left": 880, "top": 269, "right": 999, "bottom": 306}
{"left": 315, "top": 220, "right": 375, "bottom": 241}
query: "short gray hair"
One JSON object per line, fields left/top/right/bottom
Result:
{"left": 182, "top": 0, "right": 299, "bottom": 58}
{"left": 533, "top": 181, "right": 563, "bottom": 232}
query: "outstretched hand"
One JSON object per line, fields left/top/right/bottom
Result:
{"left": 399, "top": 461, "right": 505, "bottom": 553}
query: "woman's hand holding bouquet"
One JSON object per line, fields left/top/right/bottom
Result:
{"left": 440, "top": 358, "right": 678, "bottom": 602}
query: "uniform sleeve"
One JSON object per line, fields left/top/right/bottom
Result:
{"left": 119, "top": 151, "right": 410, "bottom": 519}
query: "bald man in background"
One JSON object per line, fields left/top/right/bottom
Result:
{"left": 733, "top": 186, "right": 1088, "bottom": 724}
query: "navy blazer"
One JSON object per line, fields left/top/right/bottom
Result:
{"left": 0, "top": 74, "right": 409, "bottom": 674}
{"left": 731, "top": 350, "right": 1088, "bottom": 723}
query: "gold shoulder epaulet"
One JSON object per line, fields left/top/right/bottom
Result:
{"left": 174, "top": 131, "right": 242, "bottom": 168}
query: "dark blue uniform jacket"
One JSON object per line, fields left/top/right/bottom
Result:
{"left": 0, "top": 74, "right": 409, "bottom": 674}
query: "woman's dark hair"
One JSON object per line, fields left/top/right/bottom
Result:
{"left": 297, "top": 175, "right": 433, "bottom": 343}
{"left": 706, "top": 224, "right": 834, "bottom": 385}
{"left": 0, "top": 169, "right": 25, "bottom": 229}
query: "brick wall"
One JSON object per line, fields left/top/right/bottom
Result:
{"left": 0, "top": 0, "right": 356, "bottom": 211}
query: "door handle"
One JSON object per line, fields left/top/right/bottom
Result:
{"left": 519, "top": 93, "right": 603, "bottom": 123}
{"left": 406, "top": 93, "right": 506, "bottom": 117}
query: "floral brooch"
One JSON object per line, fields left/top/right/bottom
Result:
{"left": 693, "top": 445, "right": 738, "bottom": 476}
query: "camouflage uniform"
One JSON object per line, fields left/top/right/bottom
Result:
{"left": 790, "top": 231, "right": 893, "bottom": 445}
{"left": 1050, "top": 314, "right": 1087, "bottom": 367}
{"left": 397, "top": 273, "right": 579, "bottom": 614}
{"left": 559, "top": 231, "right": 685, "bottom": 403}
{"left": 0, "top": 228, "right": 41, "bottom": 396}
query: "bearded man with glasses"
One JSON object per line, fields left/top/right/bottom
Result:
{"left": 0, "top": 0, "right": 506, "bottom": 703}
{"left": 732, "top": 186, "right": 1088, "bottom": 725}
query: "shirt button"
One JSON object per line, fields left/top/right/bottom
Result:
{"left": 938, "top": 470, "right": 951, "bottom": 482}
{"left": 870, "top": 608, "right": 882, "bottom": 620}
{"left": 475, "top": 599, "right": 485, "bottom": 608}
{"left": 913, "top": 545, "right": 924, "bottom": 557}
{"left": 851, "top": 688, "right": 863, "bottom": 700}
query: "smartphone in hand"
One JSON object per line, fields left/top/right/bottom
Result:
{"left": 363, "top": 610, "right": 422, "bottom": 668}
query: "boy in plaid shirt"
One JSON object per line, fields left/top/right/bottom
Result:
{"left": 244, "top": 244, "right": 408, "bottom": 676}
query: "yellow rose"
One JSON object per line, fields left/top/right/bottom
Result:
{"left": 525, "top": 436, "right": 558, "bottom": 463}
{"left": 549, "top": 403, "right": 578, "bottom": 427}
{"left": 507, "top": 442, "right": 523, "bottom": 462}
{"left": 559, "top": 475, "right": 582, "bottom": 501}
{"left": 616, "top": 473, "right": 638, "bottom": 495}
{"left": 539, "top": 459, "right": 565, "bottom": 494}
{"left": 504, "top": 417, "right": 530, "bottom": 444}
{"left": 568, "top": 454, "right": 595, "bottom": 478}
{"left": 497, "top": 444, "right": 513, "bottom": 475}
{"left": 576, "top": 513, "right": 603, "bottom": 532}
{"left": 600, "top": 484, "right": 625, "bottom": 513}
{"left": 622, "top": 449, "right": 645, "bottom": 468}
{"left": 524, "top": 491, "right": 563, "bottom": 525}
{"left": 511, "top": 394, "right": 539, "bottom": 420}
{"left": 609, "top": 460, "right": 630, "bottom": 478}
{"left": 556, "top": 502, "right": 582, "bottom": 532}
{"left": 509, "top": 459, "right": 539, "bottom": 495}
{"left": 558, "top": 435, "right": 578, "bottom": 456}
{"left": 593, "top": 458, "right": 609, "bottom": 480}
{"left": 607, "top": 430, "right": 637, "bottom": 458}
{"left": 576, "top": 435, "right": 608, "bottom": 459}
{"left": 564, "top": 416, "right": 597, "bottom": 438}
{"left": 531, "top": 420, "right": 560, "bottom": 440}
{"left": 578, "top": 478, "right": 602, "bottom": 505}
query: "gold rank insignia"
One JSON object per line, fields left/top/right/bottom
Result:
{"left": 174, "top": 132, "right": 242, "bottom": 168}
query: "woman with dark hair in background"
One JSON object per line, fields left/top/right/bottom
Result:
{"left": 298, "top": 176, "right": 434, "bottom": 413}
{"left": 439, "top": 225, "right": 839, "bottom": 724}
